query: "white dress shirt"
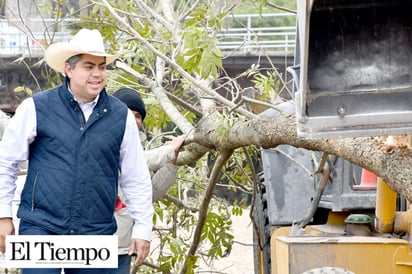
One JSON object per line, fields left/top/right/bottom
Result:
{"left": 0, "top": 96, "right": 153, "bottom": 241}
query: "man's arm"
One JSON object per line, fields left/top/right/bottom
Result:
{"left": 144, "top": 135, "right": 186, "bottom": 172}
{"left": 144, "top": 145, "right": 175, "bottom": 172}
{"left": 0, "top": 98, "right": 36, "bottom": 254}
{"left": 152, "top": 163, "right": 178, "bottom": 202}
{"left": 145, "top": 135, "right": 186, "bottom": 201}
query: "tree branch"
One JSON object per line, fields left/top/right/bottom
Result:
{"left": 101, "top": 0, "right": 256, "bottom": 119}
{"left": 266, "top": 2, "right": 297, "bottom": 14}
{"left": 180, "top": 149, "right": 234, "bottom": 274}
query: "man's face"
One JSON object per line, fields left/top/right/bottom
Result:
{"left": 65, "top": 54, "right": 107, "bottom": 103}
{"left": 132, "top": 110, "right": 143, "bottom": 129}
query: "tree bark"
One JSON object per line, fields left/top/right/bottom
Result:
{"left": 191, "top": 110, "right": 412, "bottom": 202}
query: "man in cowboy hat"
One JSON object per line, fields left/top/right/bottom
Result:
{"left": 0, "top": 28, "right": 153, "bottom": 273}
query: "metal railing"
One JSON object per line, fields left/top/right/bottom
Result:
{"left": 216, "top": 13, "right": 296, "bottom": 53}
{"left": 0, "top": 18, "right": 75, "bottom": 56}
{"left": 0, "top": 13, "right": 296, "bottom": 56}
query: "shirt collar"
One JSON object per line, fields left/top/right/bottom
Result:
{"left": 67, "top": 85, "right": 99, "bottom": 107}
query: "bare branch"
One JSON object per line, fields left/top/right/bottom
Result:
{"left": 181, "top": 149, "right": 234, "bottom": 274}
{"left": 266, "top": 2, "right": 297, "bottom": 14}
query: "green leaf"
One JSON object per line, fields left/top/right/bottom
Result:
{"left": 14, "top": 86, "right": 33, "bottom": 96}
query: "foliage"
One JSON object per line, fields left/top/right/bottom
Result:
{"left": 146, "top": 159, "right": 245, "bottom": 273}
{"left": 218, "top": 146, "right": 258, "bottom": 200}
{"left": 251, "top": 69, "right": 281, "bottom": 101}
{"left": 177, "top": 5, "right": 224, "bottom": 79}
{"left": 13, "top": 86, "right": 32, "bottom": 96}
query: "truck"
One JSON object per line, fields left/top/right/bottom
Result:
{"left": 253, "top": 0, "right": 412, "bottom": 273}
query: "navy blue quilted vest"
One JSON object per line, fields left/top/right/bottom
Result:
{"left": 17, "top": 78, "right": 128, "bottom": 235}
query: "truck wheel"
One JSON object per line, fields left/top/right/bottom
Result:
{"left": 252, "top": 173, "right": 271, "bottom": 274}
{"left": 302, "top": 267, "right": 355, "bottom": 274}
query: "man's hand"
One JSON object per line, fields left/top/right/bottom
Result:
{"left": 129, "top": 238, "right": 150, "bottom": 267}
{"left": 0, "top": 218, "right": 15, "bottom": 254}
{"left": 166, "top": 135, "right": 186, "bottom": 164}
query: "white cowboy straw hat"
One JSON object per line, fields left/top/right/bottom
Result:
{"left": 44, "top": 28, "right": 118, "bottom": 73}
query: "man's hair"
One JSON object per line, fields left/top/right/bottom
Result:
{"left": 66, "top": 54, "right": 83, "bottom": 69}
{"left": 65, "top": 54, "right": 107, "bottom": 69}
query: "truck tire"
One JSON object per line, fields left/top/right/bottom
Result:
{"left": 252, "top": 173, "right": 271, "bottom": 274}
{"left": 302, "top": 267, "right": 355, "bottom": 274}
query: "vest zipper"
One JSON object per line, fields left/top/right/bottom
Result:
{"left": 74, "top": 104, "right": 86, "bottom": 128}
{"left": 31, "top": 172, "right": 39, "bottom": 211}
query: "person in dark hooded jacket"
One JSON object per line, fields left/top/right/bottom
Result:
{"left": 113, "top": 88, "right": 185, "bottom": 273}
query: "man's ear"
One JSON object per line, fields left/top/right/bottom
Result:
{"left": 64, "top": 63, "right": 72, "bottom": 78}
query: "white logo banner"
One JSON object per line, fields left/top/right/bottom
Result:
{"left": 5, "top": 235, "right": 118, "bottom": 268}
